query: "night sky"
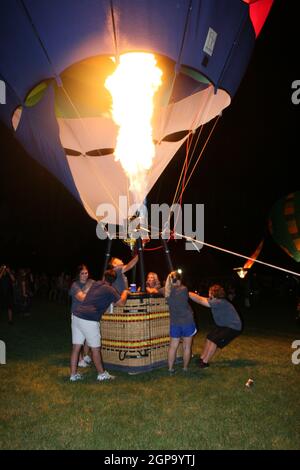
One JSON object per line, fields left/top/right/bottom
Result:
{"left": 0, "top": 1, "right": 299, "bottom": 282}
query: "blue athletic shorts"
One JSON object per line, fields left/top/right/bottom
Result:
{"left": 170, "top": 323, "right": 197, "bottom": 338}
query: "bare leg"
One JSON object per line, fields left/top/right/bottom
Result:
{"left": 78, "top": 342, "right": 91, "bottom": 363}
{"left": 182, "top": 336, "right": 193, "bottom": 370}
{"left": 91, "top": 347, "right": 105, "bottom": 374}
{"left": 78, "top": 348, "right": 84, "bottom": 362}
{"left": 200, "top": 339, "right": 211, "bottom": 360}
{"left": 168, "top": 338, "right": 180, "bottom": 371}
{"left": 70, "top": 344, "right": 82, "bottom": 376}
{"left": 202, "top": 340, "right": 217, "bottom": 364}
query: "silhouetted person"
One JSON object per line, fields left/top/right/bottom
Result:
{"left": 0, "top": 265, "right": 15, "bottom": 324}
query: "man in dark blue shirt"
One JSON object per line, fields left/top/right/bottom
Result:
{"left": 70, "top": 269, "right": 128, "bottom": 382}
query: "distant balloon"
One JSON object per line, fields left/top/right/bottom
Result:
{"left": 0, "top": 0, "right": 273, "bottom": 224}
{"left": 269, "top": 192, "right": 300, "bottom": 262}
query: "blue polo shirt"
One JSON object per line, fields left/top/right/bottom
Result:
{"left": 73, "top": 281, "right": 120, "bottom": 322}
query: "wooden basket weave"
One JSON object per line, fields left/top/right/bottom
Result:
{"left": 100, "top": 295, "right": 182, "bottom": 373}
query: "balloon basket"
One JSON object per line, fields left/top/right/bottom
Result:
{"left": 100, "top": 294, "right": 183, "bottom": 373}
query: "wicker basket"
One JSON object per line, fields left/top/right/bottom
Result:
{"left": 100, "top": 295, "right": 183, "bottom": 373}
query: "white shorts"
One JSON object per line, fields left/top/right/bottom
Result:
{"left": 71, "top": 315, "right": 101, "bottom": 348}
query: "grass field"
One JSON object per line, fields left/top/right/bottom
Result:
{"left": 0, "top": 295, "right": 299, "bottom": 450}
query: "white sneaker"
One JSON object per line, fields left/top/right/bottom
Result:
{"left": 78, "top": 359, "right": 89, "bottom": 368}
{"left": 97, "top": 370, "right": 115, "bottom": 381}
{"left": 70, "top": 373, "right": 83, "bottom": 382}
{"left": 83, "top": 355, "right": 92, "bottom": 364}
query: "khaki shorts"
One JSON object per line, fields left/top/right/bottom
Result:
{"left": 71, "top": 315, "right": 101, "bottom": 348}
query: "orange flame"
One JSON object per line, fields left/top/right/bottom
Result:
{"left": 243, "top": 239, "right": 264, "bottom": 269}
{"left": 105, "top": 53, "right": 162, "bottom": 204}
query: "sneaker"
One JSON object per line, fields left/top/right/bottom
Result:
{"left": 97, "top": 370, "right": 115, "bottom": 381}
{"left": 83, "top": 355, "right": 92, "bottom": 364}
{"left": 168, "top": 368, "right": 176, "bottom": 375}
{"left": 199, "top": 360, "right": 209, "bottom": 368}
{"left": 78, "top": 359, "right": 89, "bottom": 368}
{"left": 70, "top": 373, "right": 83, "bottom": 382}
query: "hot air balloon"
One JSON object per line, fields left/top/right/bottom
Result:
{"left": 0, "top": 0, "right": 275, "bottom": 374}
{"left": 0, "top": 0, "right": 273, "bottom": 227}
{"left": 269, "top": 192, "right": 300, "bottom": 262}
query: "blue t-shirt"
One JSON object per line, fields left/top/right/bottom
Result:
{"left": 73, "top": 281, "right": 120, "bottom": 322}
{"left": 209, "top": 298, "right": 242, "bottom": 331}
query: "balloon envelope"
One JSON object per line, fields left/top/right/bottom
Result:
{"left": 0, "top": 0, "right": 273, "bottom": 223}
{"left": 269, "top": 192, "right": 300, "bottom": 262}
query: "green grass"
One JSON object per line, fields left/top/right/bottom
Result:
{"left": 0, "top": 296, "right": 299, "bottom": 450}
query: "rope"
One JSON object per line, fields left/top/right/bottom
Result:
{"left": 110, "top": 0, "right": 119, "bottom": 63}
{"left": 169, "top": 113, "right": 220, "bottom": 235}
{"left": 169, "top": 87, "right": 219, "bottom": 218}
{"left": 173, "top": 121, "right": 204, "bottom": 206}
{"left": 179, "top": 115, "right": 220, "bottom": 196}
{"left": 140, "top": 225, "right": 300, "bottom": 278}
{"left": 169, "top": 131, "right": 193, "bottom": 207}
{"left": 179, "top": 136, "right": 190, "bottom": 207}
{"left": 144, "top": 246, "right": 164, "bottom": 252}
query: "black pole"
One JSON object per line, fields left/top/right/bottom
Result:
{"left": 102, "top": 237, "right": 112, "bottom": 279}
{"left": 131, "top": 246, "right": 137, "bottom": 284}
{"left": 136, "top": 237, "right": 146, "bottom": 292}
{"left": 160, "top": 237, "right": 174, "bottom": 272}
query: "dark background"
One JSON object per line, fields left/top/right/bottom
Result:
{"left": 0, "top": 1, "right": 299, "bottom": 283}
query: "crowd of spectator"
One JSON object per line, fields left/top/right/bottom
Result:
{"left": 0, "top": 266, "right": 73, "bottom": 323}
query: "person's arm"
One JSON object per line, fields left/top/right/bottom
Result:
{"left": 189, "top": 292, "right": 210, "bottom": 307}
{"left": 115, "top": 289, "right": 128, "bottom": 306}
{"left": 164, "top": 273, "right": 174, "bottom": 298}
{"left": 73, "top": 280, "right": 94, "bottom": 302}
{"left": 123, "top": 255, "right": 138, "bottom": 273}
